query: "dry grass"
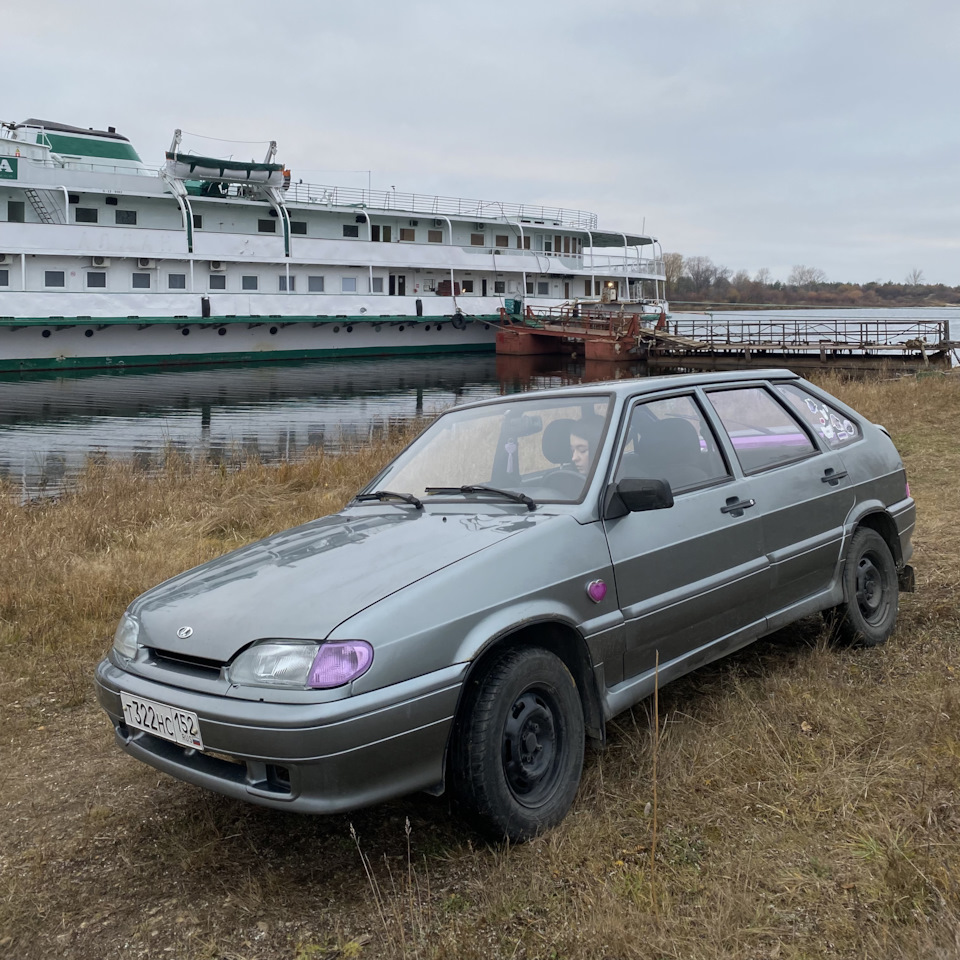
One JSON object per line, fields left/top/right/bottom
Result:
{"left": 1, "top": 372, "right": 959, "bottom": 960}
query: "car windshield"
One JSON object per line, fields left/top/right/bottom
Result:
{"left": 365, "top": 395, "right": 613, "bottom": 504}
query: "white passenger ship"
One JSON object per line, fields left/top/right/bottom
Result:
{"left": 0, "top": 119, "right": 667, "bottom": 372}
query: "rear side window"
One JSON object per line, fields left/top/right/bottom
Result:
{"left": 773, "top": 383, "right": 861, "bottom": 448}
{"left": 615, "top": 395, "right": 729, "bottom": 493}
{"left": 707, "top": 386, "right": 816, "bottom": 474}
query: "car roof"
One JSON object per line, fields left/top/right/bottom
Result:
{"left": 452, "top": 368, "right": 801, "bottom": 411}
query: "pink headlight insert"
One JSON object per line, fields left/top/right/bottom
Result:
{"left": 308, "top": 641, "right": 374, "bottom": 688}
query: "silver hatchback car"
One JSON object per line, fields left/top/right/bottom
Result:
{"left": 96, "top": 369, "right": 915, "bottom": 841}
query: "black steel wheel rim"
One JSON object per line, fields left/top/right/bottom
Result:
{"left": 856, "top": 553, "right": 886, "bottom": 623}
{"left": 502, "top": 689, "right": 561, "bottom": 806}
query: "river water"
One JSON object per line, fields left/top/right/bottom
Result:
{"left": 2, "top": 307, "right": 955, "bottom": 498}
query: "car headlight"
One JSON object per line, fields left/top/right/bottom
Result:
{"left": 112, "top": 613, "right": 140, "bottom": 660}
{"left": 227, "top": 640, "right": 374, "bottom": 690}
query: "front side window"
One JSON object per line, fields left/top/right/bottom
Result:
{"left": 774, "top": 383, "right": 861, "bottom": 449}
{"left": 242, "top": 275, "right": 258, "bottom": 291}
{"left": 537, "top": 282, "right": 549, "bottom": 296}
{"left": 290, "top": 220, "right": 307, "bottom": 235}
{"left": 368, "top": 395, "right": 612, "bottom": 504}
{"left": 258, "top": 219, "right": 277, "bottom": 233}
{"left": 308, "top": 275, "right": 324, "bottom": 292}
{"left": 494, "top": 280, "right": 506, "bottom": 293}
{"left": 341, "top": 276, "right": 357, "bottom": 293}
{"left": 461, "top": 280, "right": 474, "bottom": 294}
{"left": 399, "top": 228, "right": 415, "bottom": 242}
{"left": 86, "top": 271, "right": 107, "bottom": 288}
{"left": 209, "top": 274, "right": 226, "bottom": 290}
{"left": 45, "top": 271, "right": 65, "bottom": 287}
{"left": 115, "top": 210, "right": 137, "bottom": 226}
{"left": 75, "top": 207, "right": 98, "bottom": 224}
{"left": 428, "top": 229, "right": 443, "bottom": 243}
{"left": 132, "top": 273, "right": 150, "bottom": 289}
{"left": 343, "top": 224, "right": 360, "bottom": 238}
{"left": 0, "top": 269, "right": 9, "bottom": 286}
{"left": 278, "top": 275, "right": 295, "bottom": 292}
{"left": 470, "top": 233, "right": 484, "bottom": 246}
{"left": 168, "top": 273, "right": 187, "bottom": 290}
{"left": 371, "top": 277, "right": 384, "bottom": 293}
{"left": 615, "top": 395, "right": 730, "bottom": 493}
{"left": 707, "top": 386, "right": 816, "bottom": 474}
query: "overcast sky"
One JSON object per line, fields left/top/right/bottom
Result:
{"left": 6, "top": 0, "right": 959, "bottom": 285}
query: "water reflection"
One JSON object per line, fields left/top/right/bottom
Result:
{"left": 0, "top": 352, "right": 653, "bottom": 498}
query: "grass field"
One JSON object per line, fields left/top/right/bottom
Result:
{"left": 1, "top": 371, "right": 958, "bottom": 960}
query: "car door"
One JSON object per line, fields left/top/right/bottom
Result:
{"left": 703, "top": 384, "right": 852, "bottom": 618}
{"left": 603, "top": 392, "right": 770, "bottom": 681}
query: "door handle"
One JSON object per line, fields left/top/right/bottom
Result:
{"left": 821, "top": 468, "right": 848, "bottom": 485}
{"left": 721, "top": 497, "right": 756, "bottom": 515}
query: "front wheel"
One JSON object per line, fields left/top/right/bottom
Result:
{"left": 831, "top": 527, "right": 899, "bottom": 646}
{"left": 451, "top": 647, "right": 585, "bottom": 842}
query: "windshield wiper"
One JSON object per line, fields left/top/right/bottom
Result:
{"left": 354, "top": 490, "right": 423, "bottom": 509}
{"left": 424, "top": 485, "right": 537, "bottom": 511}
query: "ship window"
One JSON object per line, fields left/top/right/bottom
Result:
{"left": 45, "top": 271, "right": 65, "bottom": 287}
{"left": 341, "top": 276, "right": 357, "bottom": 293}
{"left": 537, "top": 281, "right": 549, "bottom": 295}
{"left": 371, "top": 277, "right": 384, "bottom": 293}
{"left": 308, "top": 275, "right": 324, "bottom": 292}
{"left": 132, "top": 273, "right": 151, "bottom": 289}
{"left": 86, "top": 272, "right": 107, "bottom": 288}
{"left": 7, "top": 201, "right": 25, "bottom": 223}
{"left": 543, "top": 239, "right": 552, "bottom": 253}
{"left": 115, "top": 210, "right": 137, "bottom": 226}
{"left": 193, "top": 214, "right": 203, "bottom": 229}
{"left": 209, "top": 274, "right": 226, "bottom": 290}
{"left": 168, "top": 274, "right": 187, "bottom": 290}
{"left": 75, "top": 207, "right": 99, "bottom": 224}
{"left": 517, "top": 236, "right": 530, "bottom": 250}
{"left": 564, "top": 237, "right": 570, "bottom": 254}
{"left": 584, "top": 279, "right": 592, "bottom": 296}
{"left": 399, "top": 228, "right": 415, "bottom": 242}
{"left": 470, "top": 234, "right": 484, "bottom": 246}
{"left": 290, "top": 221, "right": 307, "bottom": 235}
{"left": 494, "top": 280, "right": 506, "bottom": 294}
{"left": 343, "top": 224, "right": 360, "bottom": 238}
{"left": 461, "top": 280, "right": 474, "bottom": 293}
{"left": 242, "top": 275, "right": 258, "bottom": 291}
{"left": 278, "top": 275, "right": 296, "bottom": 291}
{"left": 258, "top": 219, "right": 277, "bottom": 233}
{"left": 525, "top": 280, "right": 534, "bottom": 294}
{"left": 555, "top": 235, "right": 562, "bottom": 252}
{"left": 428, "top": 229, "right": 443, "bottom": 243}
{"left": 0, "top": 269, "right": 8, "bottom": 286}
{"left": 495, "top": 235, "right": 509, "bottom": 248}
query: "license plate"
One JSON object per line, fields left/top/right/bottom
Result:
{"left": 120, "top": 693, "right": 204, "bottom": 750}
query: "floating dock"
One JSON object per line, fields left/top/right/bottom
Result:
{"left": 495, "top": 306, "right": 957, "bottom": 370}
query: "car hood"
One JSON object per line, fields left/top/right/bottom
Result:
{"left": 131, "top": 508, "right": 558, "bottom": 662}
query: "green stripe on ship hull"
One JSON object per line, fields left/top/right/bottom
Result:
{"left": 0, "top": 342, "right": 494, "bottom": 373}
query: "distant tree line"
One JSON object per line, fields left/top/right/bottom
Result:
{"left": 662, "top": 254, "right": 958, "bottom": 308}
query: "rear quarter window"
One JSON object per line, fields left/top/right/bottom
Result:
{"left": 773, "top": 383, "right": 861, "bottom": 448}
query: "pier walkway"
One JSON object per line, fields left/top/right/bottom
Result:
{"left": 495, "top": 306, "right": 957, "bottom": 369}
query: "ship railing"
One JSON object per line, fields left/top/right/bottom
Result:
{"left": 668, "top": 315, "right": 949, "bottom": 349}
{"left": 282, "top": 182, "right": 599, "bottom": 230}
{"left": 591, "top": 256, "right": 665, "bottom": 275}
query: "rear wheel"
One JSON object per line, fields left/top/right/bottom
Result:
{"left": 831, "top": 527, "right": 899, "bottom": 646}
{"left": 451, "top": 647, "right": 584, "bottom": 842}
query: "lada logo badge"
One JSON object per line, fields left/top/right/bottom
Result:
{"left": 176, "top": 626, "right": 194, "bottom": 639}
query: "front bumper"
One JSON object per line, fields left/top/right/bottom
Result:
{"left": 95, "top": 658, "right": 467, "bottom": 812}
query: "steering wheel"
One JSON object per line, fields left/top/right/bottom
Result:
{"left": 538, "top": 468, "right": 586, "bottom": 498}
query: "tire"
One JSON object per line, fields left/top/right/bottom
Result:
{"left": 832, "top": 527, "right": 899, "bottom": 646}
{"left": 451, "top": 647, "right": 585, "bottom": 842}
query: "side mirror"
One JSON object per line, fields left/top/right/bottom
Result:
{"left": 603, "top": 478, "right": 674, "bottom": 518}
